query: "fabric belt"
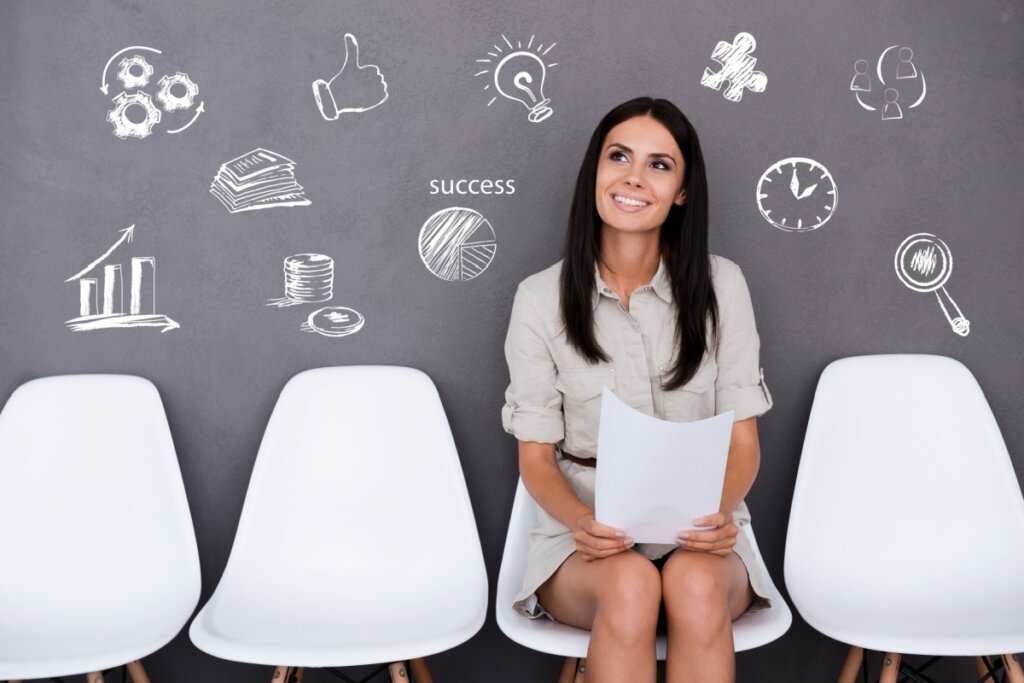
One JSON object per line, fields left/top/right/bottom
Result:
{"left": 560, "top": 449, "right": 596, "bottom": 468}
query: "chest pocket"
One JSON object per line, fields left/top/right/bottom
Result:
{"left": 660, "top": 359, "right": 717, "bottom": 423}
{"left": 554, "top": 367, "right": 616, "bottom": 457}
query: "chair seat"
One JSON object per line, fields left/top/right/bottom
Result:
{"left": 190, "top": 566, "right": 487, "bottom": 666}
{"left": 496, "top": 479, "right": 792, "bottom": 659}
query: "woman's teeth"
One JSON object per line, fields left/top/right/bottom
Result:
{"left": 613, "top": 194, "right": 650, "bottom": 208}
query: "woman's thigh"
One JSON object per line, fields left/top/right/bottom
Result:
{"left": 536, "top": 550, "right": 661, "bottom": 630}
{"left": 660, "top": 549, "right": 754, "bottom": 621}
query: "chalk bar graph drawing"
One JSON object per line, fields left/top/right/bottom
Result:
{"left": 418, "top": 207, "right": 497, "bottom": 282}
{"left": 64, "top": 224, "right": 179, "bottom": 332}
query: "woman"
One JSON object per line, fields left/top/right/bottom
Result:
{"left": 501, "top": 97, "right": 773, "bottom": 683}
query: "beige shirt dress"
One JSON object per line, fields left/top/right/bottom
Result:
{"left": 502, "top": 255, "right": 774, "bottom": 620}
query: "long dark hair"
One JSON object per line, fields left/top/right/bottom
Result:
{"left": 559, "top": 97, "right": 717, "bottom": 390}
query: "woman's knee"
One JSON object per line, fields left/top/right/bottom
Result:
{"left": 593, "top": 552, "right": 662, "bottom": 631}
{"left": 661, "top": 551, "right": 732, "bottom": 626}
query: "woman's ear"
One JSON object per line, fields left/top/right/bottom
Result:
{"left": 674, "top": 188, "right": 687, "bottom": 206}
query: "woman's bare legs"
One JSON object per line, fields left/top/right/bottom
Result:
{"left": 537, "top": 550, "right": 661, "bottom": 683}
{"left": 661, "top": 549, "right": 754, "bottom": 683}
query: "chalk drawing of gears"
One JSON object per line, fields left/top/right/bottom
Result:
{"left": 107, "top": 91, "right": 162, "bottom": 139}
{"left": 117, "top": 55, "right": 154, "bottom": 89}
{"left": 156, "top": 72, "right": 199, "bottom": 111}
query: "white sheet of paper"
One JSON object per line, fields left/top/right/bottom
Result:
{"left": 595, "top": 387, "right": 735, "bottom": 544}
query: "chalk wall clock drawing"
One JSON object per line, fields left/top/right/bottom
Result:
{"left": 64, "top": 224, "right": 179, "bottom": 332}
{"left": 700, "top": 32, "right": 767, "bottom": 103}
{"left": 312, "top": 33, "right": 389, "bottom": 120}
{"left": 850, "top": 46, "right": 926, "bottom": 121}
{"left": 267, "top": 254, "right": 334, "bottom": 307}
{"left": 895, "top": 233, "right": 970, "bottom": 336}
{"left": 101, "top": 45, "right": 205, "bottom": 139}
{"left": 475, "top": 34, "right": 555, "bottom": 122}
{"left": 419, "top": 207, "right": 497, "bottom": 282}
{"left": 756, "top": 157, "right": 837, "bottom": 232}
{"left": 210, "top": 148, "right": 311, "bottom": 213}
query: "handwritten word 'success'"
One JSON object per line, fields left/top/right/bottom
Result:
{"left": 430, "top": 179, "right": 516, "bottom": 196}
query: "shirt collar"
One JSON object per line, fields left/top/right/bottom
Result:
{"left": 591, "top": 258, "right": 674, "bottom": 309}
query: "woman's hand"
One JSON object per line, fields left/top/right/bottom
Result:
{"left": 572, "top": 513, "right": 635, "bottom": 562}
{"left": 676, "top": 511, "right": 738, "bottom": 557}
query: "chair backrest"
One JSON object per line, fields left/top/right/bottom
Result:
{"left": 0, "top": 375, "right": 200, "bottom": 647}
{"left": 785, "top": 355, "right": 1024, "bottom": 622}
{"left": 212, "top": 366, "right": 487, "bottom": 624}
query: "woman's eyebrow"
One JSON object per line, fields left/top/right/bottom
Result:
{"left": 606, "top": 142, "right": 676, "bottom": 163}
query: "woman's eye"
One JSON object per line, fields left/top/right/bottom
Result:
{"left": 610, "top": 150, "right": 627, "bottom": 162}
{"left": 651, "top": 161, "right": 669, "bottom": 171}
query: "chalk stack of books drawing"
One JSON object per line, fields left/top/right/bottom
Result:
{"left": 209, "top": 148, "right": 311, "bottom": 214}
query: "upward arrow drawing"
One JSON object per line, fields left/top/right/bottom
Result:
{"left": 66, "top": 225, "right": 136, "bottom": 282}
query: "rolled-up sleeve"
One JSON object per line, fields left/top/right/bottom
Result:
{"left": 501, "top": 285, "right": 565, "bottom": 444}
{"left": 715, "top": 263, "right": 773, "bottom": 422}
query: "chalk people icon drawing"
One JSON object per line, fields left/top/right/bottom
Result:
{"left": 756, "top": 158, "right": 837, "bottom": 232}
{"left": 475, "top": 34, "right": 555, "bottom": 122}
{"left": 313, "top": 33, "right": 389, "bottom": 120}
{"left": 210, "top": 148, "right": 311, "bottom": 213}
{"left": 850, "top": 46, "right": 926, "bottom": 120}
{"left": 64, "top": 224, "right": 179, "bottom": 332}
{"left": 701, "top": 32, "right": 767, "bottom": 103}
{"left": 419, "top": 207, "right": 497, "bottom": 282}
{"left": 895, "top": 233, "right": 970, "bottom": 336}
{"left": 101, "top": 46, "right": 205, "bottom": 139}
{"left": 264, "top": 253, "right": 364, "bottom": 338}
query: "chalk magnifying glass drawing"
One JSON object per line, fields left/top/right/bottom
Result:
{"left": 894, "top": 233, "right": 970, "bottom": 336}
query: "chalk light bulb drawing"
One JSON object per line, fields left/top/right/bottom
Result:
{"left": 475, "top": 34, "right": 556, "bottom": 123}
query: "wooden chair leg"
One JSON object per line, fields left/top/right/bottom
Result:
{"left": 573, "top": 658, "right": 586, "bottom": 683}
{"left": 271, "top": 666, "right": 304, "bottom": 682}
{"left": 976, "top": 656, "right": 994, "bottom": 678}
{"left": 126, "top": 660, "right": 152, "bottom": 683}
{"left": 879, "top": 652, "right": 901, "bottom": 683}
{"left": 557, "top": 657, "right": 578, "bottom": 683}
{"left": 837, "top": 645, "right": 864, "bottom": 683}
{"left": 409, "top": 657, "right": 433, "bottom": 683}
{"left": 389, "top": 661, "right": 410, "bottom": 681}
{"left": 1003, "top": 654, "right": 1024, "bottom": 683}
{"left": 86, "top": 674, "right": 105, "bottom": 683}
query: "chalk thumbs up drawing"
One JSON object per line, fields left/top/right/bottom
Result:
{"left": 312, "top": 33, "right": 389, "bottom": 120}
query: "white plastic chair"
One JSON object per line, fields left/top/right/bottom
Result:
{"left": 189, "top": 366, "right": 488, "bottom": 682}
{"left": 496, "top": 478, "right": 792, "bottom": 681}
{"left": 0, "top": 374, "right": 201, "bottom": 683}
{"left": 785, "top": 354, "right": 1024, "bottom": 683}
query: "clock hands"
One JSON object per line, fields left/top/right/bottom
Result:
{"left": 790, "top": 167, "right": 818, "bottom": 200}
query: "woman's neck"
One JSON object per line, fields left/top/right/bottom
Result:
{"left": 597, "top": 228, "right": 662, "bottom": 308}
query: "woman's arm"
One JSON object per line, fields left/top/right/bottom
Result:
{"left": 677, "top": 416, "right": 761, "bottom": 556}
{"left": 519, "top": 440, "right": 634, "bottom": 561}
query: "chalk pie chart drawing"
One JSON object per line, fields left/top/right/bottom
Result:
{"left": 895, "top": 233, "right": 970, "bottom": 337}
{"left": 756, "top": 157, "right": 837, "bottom": 232}
{"left": 418, "top": 207, "right": 497, "bottom": 282}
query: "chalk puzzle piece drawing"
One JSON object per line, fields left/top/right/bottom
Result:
{"left": 101, "top": 45, "right": 206, "bottom": 139}
{"left": 756, "top": 157, "right": 837, "bottom": 232}
{"left": 64, "top": 224, "right": 179, "bottom": 333}
{"left": 313, "top": 33, "right": 389, "bottom": 120}
{"left": 850, "top": 45, "right": 926, "bottom": 121}
{"left": 475, "top": 34, "right": 556, "bottom": 122}
{"left": 419, "top": 207, "right": 497, "bottom": 282}
{"left": 894, "top": 233, "right": 969, "bottom": 336}
{"left": 700, "top": 32, "right": 767, "bottom": 103}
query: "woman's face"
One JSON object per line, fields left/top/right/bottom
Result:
{"left": 594, "top": 114, "right": 687, "bottom": 236}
